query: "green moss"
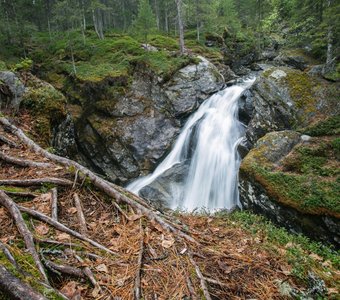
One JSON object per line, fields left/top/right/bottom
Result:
{"left": 303, "top": 115, "right": 340, "bottom": 136}
{"left": 21, "top": 84, "right": 66, "bottom": 145}
{"left": 284, "top": 69, "right": 318, "bottom": 110}
{"left": 0, "top": 60, "right": 8, "bottom": 71}
{"left": 148, "top": 35, "right": 178, "bottom": 51}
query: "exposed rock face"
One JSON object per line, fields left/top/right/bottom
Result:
{"left": 54, "top": 56, "right": 224, "bottom": 184}
{"left": 240, "top": 66, "right": 340, "bottom": 154}
{"left": 239, "top": 131, "right": 340, "bottom": 247}
{"left": 0, "top": 71, "right": 26, "bottom": 109}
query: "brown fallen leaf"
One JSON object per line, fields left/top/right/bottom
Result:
{"left": 56, "top": 232, "right": 71, "bottom": 241}
{"left": 67, "top": 207, "right": 78, "bottom": 214}
{"left": 96, "top": 263, "right": 108, "bottom": 273}
{"left": 35, "top": 223, "right": 49, "bottom": 236}
{"left": 60, "top": 281, "right": 81, "bottom": 299}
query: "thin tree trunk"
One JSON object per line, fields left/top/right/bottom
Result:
{"left": 175, "top": 0, "right": 185, "bottom": 54}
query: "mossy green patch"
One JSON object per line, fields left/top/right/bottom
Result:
{"left": 0, "top": 60, "right": 8, "bottom": 71}
{"left": 22, "top": 84, "right": 66, "bottom": 145}
{"left": 303, "top": 115, "right": 340, "bottom": 136}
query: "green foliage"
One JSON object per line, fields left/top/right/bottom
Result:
{"left": 132, "top": 0, "right": 157, "bottom": 42}
{"left": 0, "top": 60, "right": 7, "bottom": 70}
{"left": 12, "top": 58, "right": 33, "bottom": 72}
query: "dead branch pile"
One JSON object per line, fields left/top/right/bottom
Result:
{"left": 0, "top": 116, "right": 306, "bottom": 299}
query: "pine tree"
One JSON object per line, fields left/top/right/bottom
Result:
{"left": 133, "top": 0, "right": 157, "bottom": 43}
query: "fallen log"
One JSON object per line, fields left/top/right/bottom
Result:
{"left": 0, "top": 116, "right": 197, "bottom": 245}
{"left": 0, "top": 178, "right": 73, "bottom": 187}
{"left": 0, "top": 191, "right": 49, "bottom": 283}
{"left": 0, "top": 265, "right": 47, "bottom": 300}
{"left": 0, "top": 151, "right": 51, "bottom": 168}
{"left": 18, "top": 205, "right": 117, "bottom": 255}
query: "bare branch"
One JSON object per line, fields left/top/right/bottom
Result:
{"left": 0, "top": 151, "right": 51, "bottom": 168}
{"left": 0, "top": 177, "right": 73, "bottom": 187}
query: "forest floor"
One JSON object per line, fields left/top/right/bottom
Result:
{"left": 0, "top": 112, "right": 339, "bottom": 300}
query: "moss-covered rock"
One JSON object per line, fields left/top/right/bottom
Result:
{"left": 21, "top": 73, "right": 66, "bottom": 146}
{"left": 240, "top": 131, "right": 340, "bottom": 246}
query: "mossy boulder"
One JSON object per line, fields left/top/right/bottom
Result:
{"left": 242, "top": 66, "right": 340, "bottom": 153}
{"left": 239, "top": 131, "right": 340, "bottom": 247}
{"left": 0, "top": 71, "right": 26, "bottom": 110}
{"left": 21, "top": 73, "right": 67, "bottom": 146}
{"left": 53, "top": 56, "right": 224, "bottom": 184}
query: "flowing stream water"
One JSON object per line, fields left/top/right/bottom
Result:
{"left": 127, "top": 78, "right": 255, "bottom": 211}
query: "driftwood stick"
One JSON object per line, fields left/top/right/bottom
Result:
{"left": 0, "top": 117, "right": 197, "bottom": 245}
{"left": 0, "top": 189, "right": 38, "bottom": 198}
{"left": 0, "top": 151, "right": 51, "bottom": 168}
{"left": 18, "top": 205, "right": 117, "bottom": 255}
{"left": 186, "top": 276, "right": 198, "bottom": 300}
{"left": 0, "top": 265, "right": 47, "bottom": 300}
{"left": 43, "top": 259, "right": 84, "bottom": 278}
{"left": 51, "top": 188, "right": 58, "bottom": 221}
{"left": 0, "top": 191, "right": 49, "bottom": 284}
{"left": 0, "top": 242, "right": 20, "bottom": 270}
{"left": 188, "top": 251, "right": 212, "bottom": 300}
{"left": 73, "top": 193, "right": 88, "bottom": 235}
{"left": 134, "top": 220, "right": 144, "bottom": 300}
{"left": 0, "top": 134, "right": 18, "bottom": 147}
{"left": 0, "top": 177, "right": 73, "bottom": 187}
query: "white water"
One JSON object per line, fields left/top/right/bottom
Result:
{"left": 127, "top": 78, "right": 255, "bottom": 211}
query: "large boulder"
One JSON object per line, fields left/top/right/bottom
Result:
{"left": 239, "top": 131, "right": 340, "bottom": 247}
{"left": 54, "top": 56, "right": 224, "bottom": 184}
{"left": 241, "top": 67, "right": 340, "bottom": 153}
{"left": 0, "top": 71, "right": 26, "bottom": 110}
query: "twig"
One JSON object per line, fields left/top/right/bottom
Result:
{"left": 0, "top": 134, "right": 18, "bottom": 147}
{"left": 186, "top": 276, "right": 197, "bottom": 300}
{"left": 188, "top": 251, "right": 212, "bottom": 300}
{"left": 73, "top": 193, "right": 88, "bottom": 235}
{"left": 51, "top": 187, "right": 58, "bottom": 221}
{"left": 18, "top": 205, "right": 117, "bottom": 255}
{"left": 0, "top": 191, "right": 49, "bottom": 283}
{"left": 35, "top": 238, "right": 79, "bottom": 248}
{"left": 0, "top": 265, "right": 48, "bottom": 300}
{"left": 0, "top": 117, "right": 198, "bottom": 245}
{"left": 0, "top": 177, "right": 73, "bottom": 187}
{"left": 134, "top": 220, "right": 144, "bottom": 300}
{"left": 83, "top": 267, "right": 100, "bottom": 288}
{"left": 0, "top": 242, "right": 21, "bottom": 271}
{"left": 204, "top": 276, "right": 228, "bottom": 288}
{"left": 72, "top": 169, "right": 79, "bottom": 189}
{"left": 0, "top": 151, "right": 51, "bottom": 168}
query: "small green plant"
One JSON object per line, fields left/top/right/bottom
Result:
{"left": 12, "top": 58, "right": 33, "bottom": 71}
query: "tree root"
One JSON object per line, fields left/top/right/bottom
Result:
{"left": 0, "top": 151, "right": 51, "bottom": 168}
{"left": 0, "top": 265, "right": 48, "bottom": 300}
{"left": 0, "top": 116, "right": 197, "bottom": 245}
{"left": 0, "top": 134, "right": 18, "bottom": 148}
{"left": 0, "top": 191, "right": 49, "bottom": 283}
{"left": 18, "top": 205, "right": 117, "bottom": 255}
{"left": 0, "top": 177, "right": 73, "bottom": 187}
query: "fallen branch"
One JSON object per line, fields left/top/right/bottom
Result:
{"left": 0, "top": 177, "right": 73, "bottom": 187}
{"left": 43, "top": 259, "right": 85, "bottom": 278}
{"left": 0, "top": 117, "right": 197, "bottom": 245}
{"left": 18, "top": 205, "right": 117, "bottom": 255}
{"left": 0, "top": 191, "right": 49, "bottom": 283}
{"left": 0, "top": 189, "right": 38, "bottom": 198}
{"left": 51, "top": 187, "right": 58, "bottom": 221}
{"left": 0, "top": 265, "right": 47, "bottom": 300}
{"left": 0, "top": 151, "right": 51, "bottom": 168}
{"left": 204, "top": 276, "right": 228, "bottom": 288}
{"left": 134, "top": 220, "right": 144, "bottom": 300}
{"left": 73, "top": 193, "right": 88, "bottom": 235}
{"left": 83, "top": 267, "right": 99, "bottom": 288}
{"left": 188, "top": 251, "right": 212, "bottom": 300}
{"left": 0, "top": 242, "right": 20, "bottom": 271}
{"left": 186, "top": 276, "right": 197, "bottom": 300}
{"left": 0, "top": 134, "right": 18, "bottom": 148}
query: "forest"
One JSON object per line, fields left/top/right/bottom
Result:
{"left": 0, "top": 0, "right": 339, "bottom": 300}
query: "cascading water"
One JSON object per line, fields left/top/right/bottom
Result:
{"left": 127, "top": 78, "right": 255, "bottom": 211}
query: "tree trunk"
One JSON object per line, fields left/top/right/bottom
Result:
{"left": 175, "top": 0, "right": 185, "bottom": 54}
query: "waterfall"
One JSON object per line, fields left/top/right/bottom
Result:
{"left": 127, "top": 78, "right": 255, "bottom": 211}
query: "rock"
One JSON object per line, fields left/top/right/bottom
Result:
{"left": 0, "top": 71, "right": 25, "bottom": 110}
{"left": 307, "top": 65, "right": 323, "bottom": 77}
{"left": 141, "top": 44, "right": 158, "bottom": 52}
{"left": 243, "top": 66, "right": 339, "bottom": 147}
{"left": 139, "top": 162, "right": 190, "bottom": 210}
{"left": 54, "top": 56, "right": 224, "bottom": 183}
{"left": 273, "top": 54, "right": 308, "bottom": 70}
{"left": 164, "top": 56, "right": 224, "bottom": 117}
{"left": 239, "top": 131, "right": 340, "bottom": 247}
